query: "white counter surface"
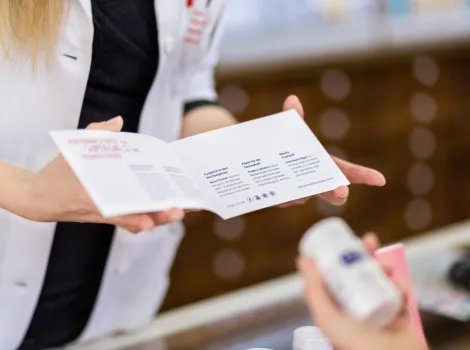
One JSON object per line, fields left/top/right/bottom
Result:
{"left": 67, "top": 220, "right": 470, "bottom": 350}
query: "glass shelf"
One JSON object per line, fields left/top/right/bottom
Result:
{"left": 219, "top": 6, "right": 470, "bottom": 71}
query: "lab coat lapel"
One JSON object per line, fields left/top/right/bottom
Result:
{"left": 155, "top": 0, "right": 185, "bottom": 63}
{"left": 76, "top": 0, "right": 92, "bottom": 21}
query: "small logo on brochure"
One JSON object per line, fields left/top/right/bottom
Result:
{"left": 247, "top": 191, "right": 276, "bottom": 203}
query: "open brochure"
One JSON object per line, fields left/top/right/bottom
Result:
{"left": 51, "top": 110, "right": 349, "bottom": 219}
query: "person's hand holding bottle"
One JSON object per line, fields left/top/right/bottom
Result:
{"left": 298, "top": 234, "right": 428, "bottom": 350}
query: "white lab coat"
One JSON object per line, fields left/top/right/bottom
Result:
{"left": 0, "top": 0, "right": 227, "bottom": 349}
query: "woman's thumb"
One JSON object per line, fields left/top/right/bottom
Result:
{"left": 86, "top": 116, "right": 124, "bottom": 132}
{"left": 283, "top": 95, "right": 304, "bottom": 118}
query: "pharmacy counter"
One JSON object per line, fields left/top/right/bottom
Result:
{"left": 67, "top": 220, "right": 470, "bottom": 350}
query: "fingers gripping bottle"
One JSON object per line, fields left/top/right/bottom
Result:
{"left": 299, "top": 217, "right": 402, "bottom": 328}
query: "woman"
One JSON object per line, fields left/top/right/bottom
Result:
{"left": 298, "top": 234, "right": 428, "bottom": 350}
{"left": 0, "top": 1, "right": 386, "bottom": 349}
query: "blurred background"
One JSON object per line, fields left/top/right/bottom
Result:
{"left": 162, "top": 0, "right": 470, "bottom": 311}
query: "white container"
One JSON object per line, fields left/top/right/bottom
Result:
{"left": 293, "top": 326, "right": 333, "bottom": 350}
{"left": 299, "top": 217, "right": 402, "bottom": 328}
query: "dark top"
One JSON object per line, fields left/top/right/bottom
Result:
{"left": 18, "top": 1, "right": 216, "bottom": 349}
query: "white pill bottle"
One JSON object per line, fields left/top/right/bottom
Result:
{"left": 299, "top": 217, "right": 402, "bottom": 328}
{"left": 293, "top": 326, "right": 332, "bottom": 350}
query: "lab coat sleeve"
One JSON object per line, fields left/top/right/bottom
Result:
{"left": 183, "top": 5, "right": 228, "bottom": 102}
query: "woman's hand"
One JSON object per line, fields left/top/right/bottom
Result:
{"left": 297, "top": 234, "right": 427, "bottom": 350}
{"left": 278, "top": 95, "right": 386, "bottom": 208}
{"left": 20, "top": 116, "right": 184, "bottom": 233}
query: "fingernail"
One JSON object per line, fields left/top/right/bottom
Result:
{"left": 377, "top": 174, "right": 387, "bottom": 186}
{"left": 107, "top": 116, "right": 122, "bottom": 125}
{"left": 338, "top": 187, "right": 349, "bottom": 199}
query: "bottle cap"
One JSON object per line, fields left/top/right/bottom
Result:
{"left": 299, "top": 217, "right": 356, "bottom": 260}
{"left": 293, "top": 326, "right": 332, "bottom": 350}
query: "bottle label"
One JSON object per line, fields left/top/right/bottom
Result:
{"left": 340, "top": 251, "right": 363, "bottom": 266}
{"left": 321, "top": 250, "right": 396, "bottom": 320}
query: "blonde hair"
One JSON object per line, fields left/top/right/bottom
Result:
{"left": 0, "top": 0, "right": 65, "bottom": 63}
